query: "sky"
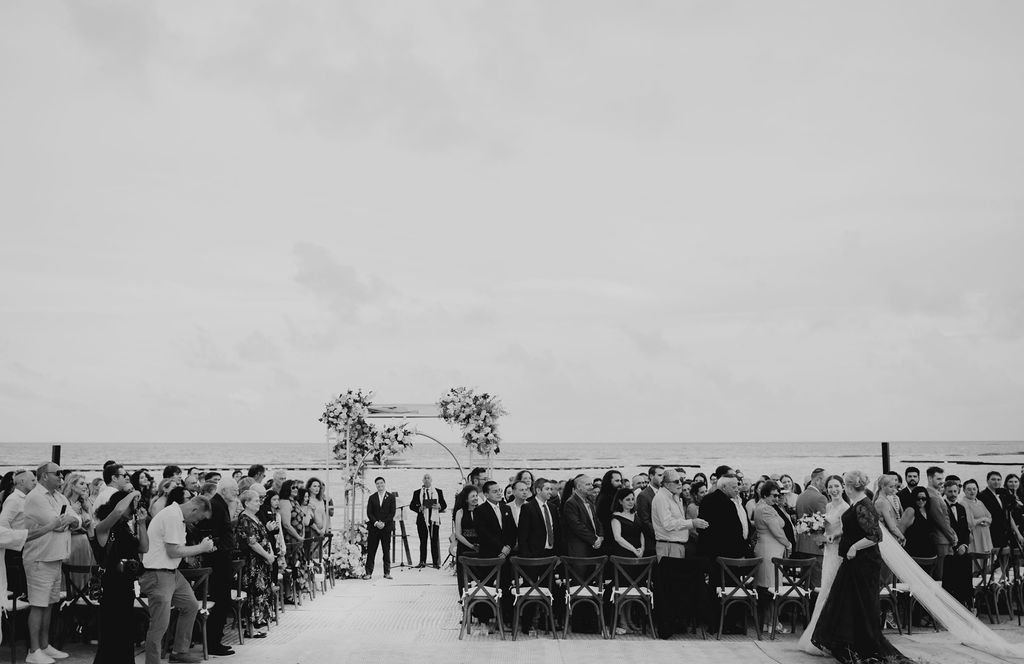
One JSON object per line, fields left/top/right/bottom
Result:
{"left": 2, "top": 2, "right": 1023, "bottom": 445}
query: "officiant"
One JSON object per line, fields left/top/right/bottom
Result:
{"left": 410, "top": 474, "right": 447, "bottom": 569}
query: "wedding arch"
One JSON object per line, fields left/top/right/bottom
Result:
{"left": 320, "top": 389, "right": 507, "bottom": 533}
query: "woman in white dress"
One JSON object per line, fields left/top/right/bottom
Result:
{"left": 798, "top": 475, "right": 848, "bottom": 654}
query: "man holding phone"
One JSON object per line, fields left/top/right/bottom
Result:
{"left": 22, "top": 462, "right": 80, "bottom": 664}
{"left": 140, "top": 495, "right": 216, "bottom": 664}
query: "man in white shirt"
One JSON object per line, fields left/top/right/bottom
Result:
{"left": 409, "top": 474, "right": 447, "bottom": 569}
{"left": 92, "top": 463, "right": 131, "bottom": 519}
{"left": 509, "top": 481, "right": 530, "bottom": 528}
{"left": 140, "top": 495, "right": 216, "bottom": 664}
{"left": 0, "top": 468, "right": 36, "bottom": 532}
{"left": 22, "top": 463, "right": 80, "bottom": 664}
{"left": 652, "top": 469, "right": 708, "bottom": 560}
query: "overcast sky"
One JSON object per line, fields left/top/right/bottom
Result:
{"left": 2, "top": 2, "right": 1023, "bottom": 445}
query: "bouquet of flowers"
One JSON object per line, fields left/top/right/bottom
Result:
{"left": 322, "top": 389, "right": 415, "bottom": 467}
{"left": 438, "top": 386, "right": 508, "bottom": 456}
{"left": 794, "top": 512, "right": 827, "bottom": 535}
{"left": 331, "top": 524, "right": 368, "bottom": 579}
{"left": 320, "top": 389, "right": 373, "bottom": 433}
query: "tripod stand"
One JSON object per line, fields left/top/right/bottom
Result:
{"left": 391, "top": 505, "right": 413, "bottom": 569}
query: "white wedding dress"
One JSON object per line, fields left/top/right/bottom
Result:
{"left": 798, "top": 500, "right": 847, "bottom": 654}
{"left": 799, "top": 510, "right": 1021, "bottom": 659}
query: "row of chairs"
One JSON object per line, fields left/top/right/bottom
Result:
{"left": 2, "top": 533, "right": 336, "bottom": 662}
{"left": 457, "top": 554, "right": 815, "bottom": 642}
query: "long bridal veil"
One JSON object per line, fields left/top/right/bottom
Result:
{"left": 800, "top": 528, "right": 1020, "bottom": 659}
{"left": 797, "top": 546, "right": 840, "bottom": 654}
{"left": 876, "top": 529, "right": 1021, "bottom": 659}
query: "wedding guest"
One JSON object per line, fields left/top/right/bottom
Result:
{"left": 636, "top": 465, "right": 664, "bottom": 556}
{"left": 631, "top": 473, "right": 649, "bottom": 493}
{"left": 257, "top": 491, "right": 285, "bottom": 590}
{"left": 93, "top": 490, "right": 148, "bottom": 664}
{"left": 652, "top": 469, "right": 706, "bottom": 559}
{"left": 231, "top": 470, "right": 243, "bottom": 482}
{"left": 903, "top": 486, "right": 937, "bottom": 559}
{"left": 563, "top": 475, "right": 603, "bottom": 557}
{"left": 795, "top": 469, "right": 828, "bottom": 584}
{"left": 753, "top": 481, "right": 792, "bottom": 634}
{"left": 1005, "top": 474, "right": 1024, "bottom": 542}
{"left": 979, "top": 471, "right": 1011, "bottom": 552}
{"left": 0, "top": 471, "right": 14, "bottom": 507}
{"left": 88, "top": 477, "right": 105, "bottom": 503}
{"left": 961, "top": 479, "right": 993, "bottom": 555}
{"left": 267, "top": 470, "right": 287, "bottom": 494}
{"left": 874, "top": 474, "right": 908, "bottom": 546}
{"left": 514, "top": 470, "right": 535, "bottom": 495}
{"left": 162, "top": 465, "right": 183, "bottom": 484}
{"left": 363, "top": 477, "right": 396, "bottom": 580}
{"left": 592, "top": 477, "right": 603, "bottom": 492}
{"left": 23, "top": 462, "right": 81, "bottom": 664}
{"left": 196, "top": 478, "right": 238, "bottom": 657}
{"left": 923, "top": 467, "right": 958, "bottom": 579}
{"left": 503, "top": 484, "right": 514, "bottom": 502}
{"left": 779, "top": 474, "right": 800, "bottom": 517}
{"left": 745, "top": 479, "right": 767, "bottom": 522}
{"left": 453, "top": 485, "right": 480, "bottom": 595}
{"left": 596, "top": 470, "right": 622, "bottom": 551}
{"left": 692, "top": 472, "right": 708, "bottom": 489}
{"left": 941, "top": 479, "right": 972, "bottom": 606}
{"left": 237, "top": 477, "right": 256, "bottom": 494}
{"left": 468, "top": 467, "right": 488, "bottom": 490}
{"left": 234, "top": 490, "right": 274, "bottom": 638}
{"left": 475, "top": 480, "right": 517, "bottom": 627}
{"left": 652, "top": 469, "right": 708, "bottom": 637}
{"left": 140, "top": 495, "right": 215, "bottom": 664}
{"left": 609, "top": 488, "right": 645, "bottom": 636}
{"left": 898, "top": 467, "right": 921, "bottom": 512}
{"left": 517, "top": 479, "right": 560, "bottom": 557}
{"left": 810, "top": 470, "right": 910, "bottom": 663}
{"left": 149, "top": 478, "right": 176, "bottom": 516}
{"left": 306, "top": 477, "right": 328, "bottom": 539}
{"left": 278, "top": 481, "right": 312, "bottom": 598}
{"left": 247, "top": 465, "right": 266, "bottom": 485}
{"left": 698, "top": 475, "right": 750, "bottom": 560}
{"left": 507, "top": 481, "right": 530, "bottom": 532}
{"left": 62, "top": 473, "right": 96, "bottom": 591}
{"left": 559, "top": 474, "right": 580, "bottom": 508}
{"left": 130, "top": 469, "right": 154, "bottom": 508}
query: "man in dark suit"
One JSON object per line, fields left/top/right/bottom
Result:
{"left": 196, "top": 479, "right": 238, "bottom": 657}
{"left": 474, "top": 480, "right": 517, "bottom": 624}
{"left": 409, "top": 473, "right": 447, "bottom": 568}
{"left": 364, "top": 476, "right": 396, "bottom": 580}
{"left": 898, "top": 466, "right": 921, "bottom": 512}
{"left": 636, "top": 465, "right": 663, "bottom": 556}
{"left": 697, "top": 476, "right": 749, "bottom": 560}
{"left": 562, "top": 475, "right": 603, "bottom": 557}
{"left": 517, "top": 478, "right": 561, "bottom": 557}
{"left": 980, "top": 471, "right": 1011, "bottom": 551}
{"left": 924, "top": 466, "right": 958, "bottom": 580}
{"left": 941, "top": 479, "right": 971, "bottom": 606}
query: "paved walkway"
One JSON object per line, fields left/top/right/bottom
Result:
{"left": 15, "top": 565, "right": 1024, "bottom": 664}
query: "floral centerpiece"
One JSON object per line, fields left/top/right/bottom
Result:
{"left": 438, "top": 386, "right": 508, "bottom": 455}
{"left": 331, "top": 524, "right": 368, "bottom": 579}
{"left": 794, "top": 512, "right": 827, "bottom": 535}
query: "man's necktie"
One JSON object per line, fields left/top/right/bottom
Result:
{"left": 542, "top": 503, "right": 553, "bottom": 548}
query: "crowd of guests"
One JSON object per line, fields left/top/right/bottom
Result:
{"left": 0, "top": 461, "right": 333, "bottom": 664}
{"left": 445, "top": 463, "right": 1024, "bottom": 638}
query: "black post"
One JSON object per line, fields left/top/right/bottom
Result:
{"left": 51, "top": 444, "right": 61, "bottom": 465}
{"left": 881, "top": 441, "right": 890, "bottom": 474}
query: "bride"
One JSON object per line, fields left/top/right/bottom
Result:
{"left": 797, "top": 474, "right": 849, "bottom": 654}
{"left": 800, "top": 470, "right": 1021, "bottom": 661}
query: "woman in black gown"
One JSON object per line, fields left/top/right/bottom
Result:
{"left": 811, "top": 471, "right": 911, "bottom": 664}
{"left": 92, "top": 490, "right": 149, "bottom": 664}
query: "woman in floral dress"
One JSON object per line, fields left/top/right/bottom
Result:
{"left": 234, "top": 490, "right": 274, "bottom": 637}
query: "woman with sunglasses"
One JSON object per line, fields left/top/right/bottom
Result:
{"left": 903, "top": 486, "right": 938, "bottom": 559}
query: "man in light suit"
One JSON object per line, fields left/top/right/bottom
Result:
{"left": 409, "top": 474, "right": 447, "bottom": 569}
{"left": 363, "top": 476, "right": 396, "bottom": 580}
{"left": 562, "top": 475, "right": 603, "bottom": 557}
{"left": 794, "top": 468, "right": 827, "bottom": 586}
{"left": 924, "top": 466, "right": 958, "bottom": 580}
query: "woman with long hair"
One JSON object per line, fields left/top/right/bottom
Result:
{"left": 609, "top": 487, "right": 644, "bottom": 635}
{"left": 453, "top": 485, "right": 480, "bottom": 596}
{"left": 798, "top": 473, "right": 850, "bottom": 654}
{"left": 514, "top": 470, "right": 535, "bottom": 496}
{"left": 305, "top": 477, "right": 328, "bottom": 538}
{"left": 62, "top": 473, "right": 96, "bottom": 590}
{"left": 595, "top": 470, "right": 623, "bottom": 553}
{"left": 278, "top": 480, "right": 309, "bottom": 602}
{"left": 92, "top": 490, "right": 149, "bottom": 664}
{"left": 903, "top": 486, "right": 938, "bottom": 559}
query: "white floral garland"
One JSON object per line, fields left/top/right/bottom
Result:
{"left": 438, "top": 386, "right": 508, "bottom": 456}
{"left": 320, "top": 389, "right": 415, "bottom": 467}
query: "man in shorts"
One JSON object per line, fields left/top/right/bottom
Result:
{"left": 22, "top": 462, "right": 80, "bottom": 664}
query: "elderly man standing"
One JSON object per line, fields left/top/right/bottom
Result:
{"left": 652, "top": 469, "right": 708, "bottom": 638}
{"left": 22, "top": 462, "right": 81, "bottom": 664}
{"left": 197, "top": 478, "right": 239, "bottom": 657}
{"left": 563, "top": 475, "right": 603, "bottom": 557}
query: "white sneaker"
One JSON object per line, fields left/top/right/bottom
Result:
{"left": 42, "top": 647, "right": 69, "bottom": 660}
{"left": 25, "top": 650, "right": 56, "bottom": 664}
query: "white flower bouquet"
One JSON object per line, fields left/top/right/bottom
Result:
{"left": 794, "top": 512, "right": 827, "bottom": 535}
{"left": 438, "top": 387, "right": 508, "bottom": 455}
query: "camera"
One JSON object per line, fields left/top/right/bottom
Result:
{"left": 117, "top": 558, "right": 143, "bottom": 579}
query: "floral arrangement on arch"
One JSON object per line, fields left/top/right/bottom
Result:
{"left": 438, "top": 386, "right": 508, "bottom": 456}
{"left": 320, "top": 389, "right": 415, "bottom": 468}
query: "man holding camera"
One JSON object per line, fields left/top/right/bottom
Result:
{"left": 363, "top": 477, "right": 396, "bottom": 580}
{"left": 140, "top": 495, "right": 215, "bottom": 664}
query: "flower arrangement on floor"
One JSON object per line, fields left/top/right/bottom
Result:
{"left": 437, "top": 386, "right": 508, "bottom": 455}
{"left": 331, "top": 524, "right": 368, "bottom": 579}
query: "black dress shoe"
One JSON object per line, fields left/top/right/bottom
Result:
{"left": 415, "top": 563, "right": 426, "bottom": 568}
{"left": 208, "top": 644, "right": 235, "bottom": 656}
{"left": 431, "top": 564, "right": 440, "bottom": 569}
